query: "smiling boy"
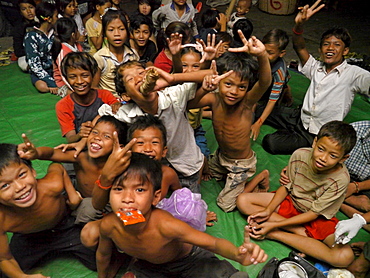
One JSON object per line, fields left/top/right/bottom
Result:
{"left": 237, "top": 121, "right": 357, "bottom": 245}
{"left": 0, "top": 143, "right": 96, "bottom": 277}
{"left": 262, "top": 0, "right": 370, "bottom": 155}
{"left": 96, "top": 153, "right": 267, "bottom": 278}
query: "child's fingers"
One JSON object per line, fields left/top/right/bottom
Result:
{"left": 122, "top": 138, "right": 137, "bottom": 154}
{"left": 237, "top": 29, "right": 248, "bottom": 44}
{"left": 21, "top": 133, "right": 31, "bottom": 146}
{"left": 311, "top": 0, "right": 322, "bottom": 9}
{"left": 210, "top": 60, "right": 217, "bottom": 74}
{"left": 112, "top": 131, "right": 120, "bottom": 151}
{"left": 214, "top": 40, "right": 223, "bottom": 52}
{"left": 213, "top": 70, "right": 233, "bottom": 83}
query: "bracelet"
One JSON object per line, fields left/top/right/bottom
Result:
{"left": 353, "top": 181, "right": 360, "bottom": 194}
{"left": 292, "top": 27, "right": 303, "bottom": 35}
{"left": 95, "top": 175, "right": 112, "bottom": 190}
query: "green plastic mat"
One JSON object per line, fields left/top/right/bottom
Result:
{"left": 0, "top": 63, "right": 369, "bottom": 277}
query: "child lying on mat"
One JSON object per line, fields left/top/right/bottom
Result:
{"left": 0, "top": 143, "right": 96, "bottom": 278}
{"left": 96, "top": 153, "right": 268, "bottom": 278}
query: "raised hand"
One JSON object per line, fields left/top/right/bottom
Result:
{"left": 54, "top": 138, "right": 87, "bottom": 158}
{"left": 202, "top": 70, "right": 234, "bottom": 92}
{"left": 101, "top": 133, "right": 137, "bottom": 183}
{"left": 236, "top": 226, "right": 268, "bottom": 265}
{"left": 295, "top": 0, "right": 325, "bottom": 25}
{"left": 78, "top": 121, "right": 93, "bottom": 139}
{"left": 228, "top": 33, "right": 265, "bottom": 57}
{"left": 198, "top": 34, "right": 223, "bottom": 63}
{"left": 168, "top": 32, "right": 183, "bottom": 56}
{"left": 17, "top": 133, "right": 38, "bottom": 160}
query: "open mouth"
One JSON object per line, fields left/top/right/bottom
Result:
{"left": 90, "top": 142, "right": 102, "bottom": 152}
{"left": 15, "top": 189, "right": 33, "bottom": 203}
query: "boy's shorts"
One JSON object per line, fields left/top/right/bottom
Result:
{"left": 209, "top": 149, "right": 256, "bottom": 212}
{"left": 127, "top": 246, "right": 249, "bottom": 278}
{"left": 278, "top": 195, "right": 339, "bottom": 240}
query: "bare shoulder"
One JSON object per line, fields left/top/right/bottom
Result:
{"left": 100, "top": 213, "right": 118, "bottom": 236}
{"left": 38, "top": 163, "right": 66, "bottom": 195}
{"left": 161, "top": 165, "right": 177, "bottom": 179}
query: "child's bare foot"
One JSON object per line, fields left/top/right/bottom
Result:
{"left": 243, "top": 170, "right": 270, "bottom": 193}
{"left": 206, "top": 211, "right": 217, "bottom": 226}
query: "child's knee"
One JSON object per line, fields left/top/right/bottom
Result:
{"left": 236, "top": 192, "right": 253, "bottom": 213}
{"left": 80, "top": 221, "right": 100, "bottom": 249}
{"left": 330, "top": 245, "right": 355, "bottom": 268}
{"left": 35, "top": 80, "right": 49, "bottom": 93}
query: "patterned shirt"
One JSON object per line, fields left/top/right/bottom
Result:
{"left": 24, "top": 27, "right": 56, "bottom": 87}
{"left": 345, "top": 121, "right": 370, "bottom": 182}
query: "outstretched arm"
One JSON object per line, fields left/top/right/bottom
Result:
{"left": 293, "top": 0, "right": 325, "bottom": 66}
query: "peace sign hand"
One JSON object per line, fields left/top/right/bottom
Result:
{"left": 17, "top": 133, "right": 38, "bottom": 160}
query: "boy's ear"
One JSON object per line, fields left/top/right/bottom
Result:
{"left": 343, "top": 47, "right": 350, "bottom": 56}
{"left": 152, "top": 189, "right": 162, "bottom": 206}
{"left": 279, "top": 50, "right": 286, "bottom": 58}
{"left": 312, "top": 137, "right": 317, "bottom": 148}
{"left": 161, "top": 146, "right": 168, "bottom": 158}
{"left": 339, "top": 154, "right": 349, "bottom": 164}
{"left": 32, "top": 168, "right": 37, "bottom": 178}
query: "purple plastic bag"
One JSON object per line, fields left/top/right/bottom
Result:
{"left": 156, "top": 188, "right": 208, "bottom": 231}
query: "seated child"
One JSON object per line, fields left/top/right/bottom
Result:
{"left": 56, "top": 51, "right": 119, "bottom": 143}
{"left": 237, "top": 121, "right": 357, "bottom": 243}
{"left": 17, "top": 115, "right": 129, "bottom": 225}
{"left": 12, "top": 0, "right": 38, "bottom": 72}
{"left": 129, "top": 14, "right": 157, "bottom": 67}
{"left": 227, "top": 0, "right": 252, "bottom": 37}
{"left": 250, "top": 28, "right": 292, "bottom": 141}
{"left": 96, "top": 152, "right": 268, "bottom": 277}
{"left": 85, "top": 0, "right": 111, "bottom": 55}
{"left": 0, "top": 143, "right": 96, "bottom": 277}
{"left": 199, "top": 8, "right": 226, "bottom": 43}
{"left": 152, "top": 0, "right": 199, "bottom": 38}
{"left": 24, "top": 1, "right": 59, "bottom": 94}
{"left": 52, "top": 17, "right": 83, "bottom": 97}
{"left": 187, "top": 32, "right": 271, "bottom": 212}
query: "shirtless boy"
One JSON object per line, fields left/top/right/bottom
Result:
{"left": 188, "top": 31, "right": 271, "bottom": 212}
{"left": 0, "top": 143, "right": 95, "bottom": 277}
{"left": 96, "top": 153, "right": 267, "bottom": 277}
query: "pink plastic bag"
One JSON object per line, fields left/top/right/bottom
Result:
{"left": 156, "top": 188, "right": 208, "bottom": 231}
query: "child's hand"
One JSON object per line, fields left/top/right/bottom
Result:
{"left": 217, "top": 13, "right": 227, "bottom": 30}
{"left": 17, "top": 133, "right": 38, "bottom": 160}
{"left": 167, "top": 32, "right": 183, "bottom": 56}
{"left": 295, "top": 0, "right": 325, "bottom": 25}
{"left": 100, "top": 133, "right": 137, "bottom": 183}
{"left": 249, "top": 221, "right": 276, "bottom": 240}
{"left": 228, "top": 33, "right": 266, "bottom": 57}
{"left": 198, "top": 34, "right": 223, "bottom": 63}
{"left": 110, "top": 102, "right": 123, "bottom": 114}
{"left": 202, "top": 70, "right": 234, "bottom": 92}
{"left": 66, "top": 191, "right": 83, "bottom": 210}
{"left": 236, "top": 226, "right": 268, "bottom": 265}
{"left": 247, "top": 208, "right": 271, "bottom": 226}
{"left": 54, "top": 138, "right": 87, "bottom": 158}
{"left": 49, "top": 87, "right": 59, "bottom": 95}
{"left": 279, "top": 166, "right": 290, "bottom": 186}
{"left": 250, "top": 121, "right": 262, "bottom": 141}
{"left": 78, "top": 121, "right": 93, "bottom": 139}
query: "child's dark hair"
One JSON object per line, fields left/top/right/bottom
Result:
{"left": 115, "top": 60, "right": 146, "bottom": 96}
{"left": 52, "top": 17, "right": 78, "bottom": 61}
{"left": 201, "top": 8, "right": 220, "bottom": 29}
{"left": 114, "top": 152, "right": 162, "bottom": 192}
{"left": 17, "top": 0, "right": 36, "bottom": 10}
{"left": 96, "top": 116, "right": 128, "bottom": 145}
{"left": 262, "top": 28, "right": 289, "bottom": 51}
{"left": 0, "top": 144, "right": 32, "bottom": 175}
{"left": 157, "top": 21, "right": 192, "bottom": 53}
{"left": 127, "top": 114, "right": 167, "bottom": 147}
{"left": 232, "top": 18, "right": 253, "bottom": 44}
{"left": 35, "top": 1, "right": 57, "bottom": 23}
{"left": 216, "top": 51, "right": 258, "bottom": 90}
{"left": 102, "top": 9, "right": 129, "bottom": 40}
{"left": 317, "top": 121, "right": 357, "bottom": 155}
{"left": 215, "top": 31, "right": 232, "bottom": 44}
{"left": 180, "top": 46, "right": 201, "bottom": 60}
{"left": 93, "top": 0, "right": 110, "bottom": 10}
{"left": 61, "top": 51, "right": 98, "bottom": 79}
{"left": 320, "top": 26, "right": 351, "bottom": 48}
{"left": 130, "top": 14, "right": 154, "bottom": 36}
{"left": 56, "top": 0, "right": 74, "bottom": 16}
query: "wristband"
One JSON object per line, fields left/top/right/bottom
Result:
{"left": 292, "top": 27, "right": 303, "bottom": 35}
{"left": 95, "top": 175, "right": 112, "bottom": 190}
{"left": 353, "top": 181, "right": 360, "bottom": 194}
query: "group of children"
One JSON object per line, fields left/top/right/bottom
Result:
{"left": 3, "top": 0, "right": 370, "bottom": 277}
